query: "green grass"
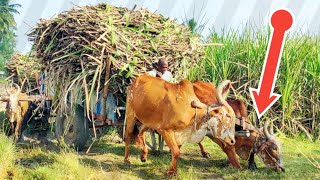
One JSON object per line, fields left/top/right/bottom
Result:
{"left": 28, "top": 152, "right": 106, "bottom": 180}
{"left": 0, "top": 133, "right": 24, "bottom": 179}
{"left": 187, "top": 28, "right": 320, "bottom": 139}
{"left": 1, "top": 131, "right": 320, "bottom": 179}
{"left": 0, "top": 138, "right": 107, "bottom": 179}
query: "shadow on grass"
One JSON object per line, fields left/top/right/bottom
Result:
{"left": 84, "top": 142, "right": 125, "bottom": 156}
{"left": 18, "top": 153, "right": 55, "bottom": 169}
{"left": 81, "top": 156, "right": 166, "bottom": 180}
{"left": 85, "top": 141, "right": 288, "bottom": 179}
{"left": 16, "top": 137, "right": 65, "bottom": 154}
{"left": 82, "top": 142, "right": 231, "bottom": 179}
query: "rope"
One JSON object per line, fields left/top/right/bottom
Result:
{"left": 194, "top": 107, "right": 197, "bottom": 131}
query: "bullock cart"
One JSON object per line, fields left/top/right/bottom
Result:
{"left": 0, "top": 80, "right": 125, "bottom": 150}
{"left": 4, "top": 3, "right": 244, "bottom": 152}
{"left": 17, "top": 4, "right": 205, "bottom": 151}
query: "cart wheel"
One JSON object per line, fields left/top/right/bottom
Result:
{"left": 55, "top": 105, "right": 89, "bottom": 151}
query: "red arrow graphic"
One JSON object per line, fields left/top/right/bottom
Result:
{"left": 249, "top": 9, "right": 294, "bottom": 119}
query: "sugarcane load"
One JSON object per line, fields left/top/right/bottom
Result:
{"left": 28, "top": 4, "right": 204, "bottom": 112}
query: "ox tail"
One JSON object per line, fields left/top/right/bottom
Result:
{"left": 124, "top": 84, "right": 139, "bottom": 144}
{"left": 123, "top": 118, "right": 140, "bottom": 144}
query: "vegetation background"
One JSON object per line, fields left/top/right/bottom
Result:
{"left": 0, "top": 0, "right": 20, "bottom": 70}
{"left": 0, "top": 1, "right": 319, "bottom": 179}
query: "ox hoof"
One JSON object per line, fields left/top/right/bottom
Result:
{"left": 202, "top": 152, "right": 211, "bottom": 159}
{"left": 248, "top": 162, "right": 258, "bottom": 170}
{"left": 151, "top": 150, "right": 161, "bottom": 156}
{"left": 166, "top": 170, "right": 177, "bottom": 177}
{"left": 140, "top": 157, "right": 147, "bottom": 163}
{"left": 124, "top": 159, "right": 131, "bottom": 166}
{"left": 14, "top": 137, "right": 20, "bottom": 143}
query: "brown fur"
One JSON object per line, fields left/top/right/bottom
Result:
{"left": 124, "top": 75, "right": 236, "bottom": 176}
{"left": 227, "top": 99, "right": 248, "bottom": 119}
{"left": 193, "top": 80, "right": 284, "bottom": 171}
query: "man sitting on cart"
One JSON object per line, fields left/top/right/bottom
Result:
{"left": 148, "top": 58, "right": 173, "bottom": 82}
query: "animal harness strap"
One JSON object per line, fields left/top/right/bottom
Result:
{"left": 194, "top": 107, "right": 197, "bottom": 131}
{"left": 256, "top": 139, "right": 278, "bottom": 164}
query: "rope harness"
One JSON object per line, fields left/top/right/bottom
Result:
{"left": 252, "top": 135, "right": 279, "bottom": 165}
{"left": 193, "top": 105, "right": 211, "bottom": 131}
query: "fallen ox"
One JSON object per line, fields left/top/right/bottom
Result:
{"left": 193, "top": 80, "right": 285, "bottom": 172}
{"left": 0, "top": 84, "right": 29, "bottom": 142}
{"left": 124, "top": 75, "right": 236, "bottom": 176}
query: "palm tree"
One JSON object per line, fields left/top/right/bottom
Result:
{"left": 0, "top": 0, "right": 20, "bottom": 39}
{"left": 0, "top": 0, "right": 20, "bottom": 69}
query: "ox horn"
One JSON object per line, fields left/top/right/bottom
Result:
{"left": 216, "top": 80, "right": 231, "bottom": 105}
{"left": 191, "top": 100, "right": 207, "bottom": 109}
{"left": 5, "top": 83, "right": 21, "bottom": 95}
{"left": 270, "top": 120, "right": 274, "bottom": 136}
{"left": 5, "top": 83, "right": 11, "bottom": 95}
{"left": 263, "top": 120, "right": 272, "bottom": 140}
{"left": 12, "top": 83, "right": 21, "bottom": 96}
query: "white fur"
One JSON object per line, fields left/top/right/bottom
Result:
{"left": 174, "top": 117, "right": 217, "bottom": 145}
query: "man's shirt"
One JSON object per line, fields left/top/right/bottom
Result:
{"left": 147, "top": 69, "right": 173, "bottom": 82}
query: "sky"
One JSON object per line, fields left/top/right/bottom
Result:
{"left": 10, "top": 0, "right": 320, "bottom": 53}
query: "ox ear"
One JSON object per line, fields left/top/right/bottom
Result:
{"left": 191, "top": 100, "right": 207, "bottom": 109}
{"left": 207, "top": 106, "right": 221, "bottom": 114}
{"left": 217, "top": 80, "right": 231, "bottom": 100}
{"left": 216, "top": 80, "right": 231, "bottom": 105}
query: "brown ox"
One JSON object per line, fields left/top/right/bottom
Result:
{"left": 1, "top": 84, "right": 29, "bottom": 142}
{"left": 124, "top": 75, "right": 236, "bottom": 176}
{"left": 193, "top": 80, "right": 285, "bottom": 172}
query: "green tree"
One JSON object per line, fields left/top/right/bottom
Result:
{"left": 0, "top": 0, "right": 20, "bottom": 70}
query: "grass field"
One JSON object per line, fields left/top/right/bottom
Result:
{"left": 0, "top": 130, "right": 320, "bottom": 180}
